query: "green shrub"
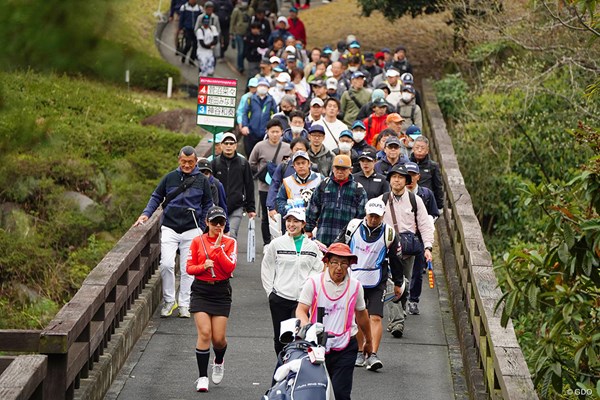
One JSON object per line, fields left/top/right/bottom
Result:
{"left": 433, "top": 73, "right": 469, "bottom": 123}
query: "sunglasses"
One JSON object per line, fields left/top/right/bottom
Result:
{"left": 209, "top": 218, "right": 226, "bottom": 226}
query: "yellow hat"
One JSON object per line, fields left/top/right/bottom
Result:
{"left": 333, "top": 154, "right": 352, "bottom": 168}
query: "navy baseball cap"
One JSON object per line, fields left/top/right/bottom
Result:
{"left": 405, "top": 162, "right": 420, "bottom": 174}
{"left": 309, "top": 124, "right": 325, "bottom": 134}
{"left": 358, "top": 149, "right": 376, "bottom": 161}
{"left": 207, "top": 206, "right": 226, "bottom": 221}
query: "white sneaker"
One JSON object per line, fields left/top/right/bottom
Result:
{"left": 195, "top": 376, "right": 209, "bottom": 392}
{"left": 212, "top": 361, "right": 224, "bottom": 385}
{"left": 160, "top": 301, "right": 177, "bottom": 318}
{"left": 178, "top": 306, "right": 191, "bottom": 318}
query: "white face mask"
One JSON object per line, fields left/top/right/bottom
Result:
{"left": 338, "top": 142, "right": 353, "bottom": 152}
{"left": 401, "top": 92, "right": 413, "bottom": 103}
{"left": 352, "top": 130, "right": 366, "bottom": 142}
{"left": 257, "top": 86, "right": 268, "bottom": 96}
{"left": 348, "top": 66, "right": 358, "bottom": 72}
{"left": 291, "top": 125, "right": 303, "bottom": 134}
{"left": 277, "top": 83, "right": 285, "bottom": 89}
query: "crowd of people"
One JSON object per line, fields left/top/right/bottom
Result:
{"left": 142, "top": 1, "right": 445, "bottom": 398}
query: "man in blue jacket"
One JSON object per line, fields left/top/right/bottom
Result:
{"left": 240, "top": 78, "right": 277, "bottom": 156}
{"left": 178, "top": 0, "right": 202, "bottom": 64}
{"left": 134, "top": 146, "right": 214, "bottom": 319}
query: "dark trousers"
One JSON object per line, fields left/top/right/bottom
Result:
{"left": 409, "top": 250, "right": 426, "bottom": 303}
{"left": 243, "top": 134, "right": 262, "bottom": 158}
{"left": 268, "top": 292, "right": 298, "bottom": 355}
{"left": 326, "top": 337, "right": 358, "bottom": 400}
{"left": 259, "top": 190, "right": 271, "bottom": 245}
{"left": 220, "top": 26, "right": 230, "bottom": 57}
{"left": 182, "top": 28, "right": 197, "bottom": 61}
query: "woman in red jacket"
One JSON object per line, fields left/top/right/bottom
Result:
{"left": 363, "top": 97, "right": 390, "bottom": 146}
{"left": 186, "top": 206, "right": 237, "bottom": 393}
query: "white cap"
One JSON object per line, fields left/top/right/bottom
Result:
{"left": 284, "top": 208, "right": 306, "bottom": 222}
{"left": 326, "top": 77, "right": 338, "bottom": 90}
{"left": 269, "top": 56, "right": 281, "bottom": 64}
{"left": 310, "top": 97, "right": 324, "bottom": 107}
{"left": 276, "top": 72, "right": 291, "bottom": 83}
{"left": 277, "top": 16, "right": 289, "bottom": 26}
{"left": 386, "top": 69, "right": 400, "bottom": 77}
{"left": 285, "top": 45, "right": 296, "bottom": 54}
{"left": 365, "top": 198, "right": 386, "bottom": 216}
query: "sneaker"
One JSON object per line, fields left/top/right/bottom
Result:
{"left": 408, "top": 301, "right": 420, "bottom": 315}
{"left": 301, "top": 4, "right": 310, "bottom": 9}
{"left": 294, "top": 2, "right": 301, "bottom": 7}
{"left": 212, "top": 361, "right": 224, "bottom": 385}
{"left": 178, "top": 306, "right": 191, "bottom": 318}
{"left": 355, "top": 352, "right": 366, "bottom": 367}
{"left": 160, "top": 301, "right": 177, "bottom": 318}
{"left": 195, "top": 376, "right": 209, "bottom": 392}
{"left": 322, "top": 0, "right": 330, "bottom": 3}
{"left": 365, "top": 353, "right": 383, "bottom": 371}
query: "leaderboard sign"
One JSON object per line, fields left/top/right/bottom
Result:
{"left": 196, "top": 77, "right": 238, "bottom": 130}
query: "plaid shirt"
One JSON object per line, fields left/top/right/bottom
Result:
{"left": 306, "top": 176, "right": 368, "bottom": 247}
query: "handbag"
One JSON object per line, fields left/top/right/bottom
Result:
{"left": 387, "top": 191, "right": 424, "bottom": 256}
{"left": 254, "top": 141, "right": 283, "bottom": 184}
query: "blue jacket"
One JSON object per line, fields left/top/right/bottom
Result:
{"left": 179, "top": 2, "right": 202, "bottom": 30}
{"left": 241, "top": 93, "right": 278, "bottom": 139}
{"left": 236, "top": 92, "right": 253, "bottom": 125}
{"left": 415, "top": 185, "right": 439, "bottom": 218}
{"left": 268, "top": 28, "right": 292, "bottom": 46}
{"left": 170, "top": 0, "right": 187, "bottom": 17}
{"left": 142, "top": 167, "right": 213, "bottom": 233}
{"left": 374, "top": 154, "right": 408, "bottom": 177}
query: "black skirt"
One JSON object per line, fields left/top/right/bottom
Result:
{"left": 190, "top": 279, "right": 232, "bottom": 317}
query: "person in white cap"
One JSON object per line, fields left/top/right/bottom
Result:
{"left": 384, "top": 68, "right": 403, "bottom": 105}
{"left": 269, "top": 72, "right": 291, "bottom": 105}
{"left": 334, "top": 198, "right": 405, "bottom": 371}
{"left": 261, "top": 207, "right": 323, "bottom": 355}
{"left": 275, "top": 150, "right": 322, "bottom": 215}
{"left": 268, "top": 16, "right": 292, "bottom": 46}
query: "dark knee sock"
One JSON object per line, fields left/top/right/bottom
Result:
{"left": 196, "top": 348, "right": 210, "bottom": 377}
{"left": 213, "top": 345, "right": 227, "bottom": 364}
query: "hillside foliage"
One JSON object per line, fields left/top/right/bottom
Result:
{"left": 432, "top": 1, "right": 600, "bottom": 397}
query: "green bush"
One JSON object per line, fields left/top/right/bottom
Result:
{"left": 432, "top": 73, "right": 469, "bottom": 123}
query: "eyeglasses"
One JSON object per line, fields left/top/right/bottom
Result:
{"left": 329, "top": 260, "right": 350, "bottom": 269}
{"left": 209, "top": 218, "right": 226, "bottom": 226}
{"left": 386, "top": 145, "right": 400, "bottom": 150}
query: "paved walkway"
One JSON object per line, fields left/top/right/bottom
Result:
{"left": 105, "top": 221, "right": 462, "bottom": 400}
{"left": 105, "top": 12, "right": 466, "bottom": 399}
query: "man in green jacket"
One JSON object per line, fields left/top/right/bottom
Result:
{"left": 340, "top": 71, "right": 372, "bottom": 126}
{"left": 229, "top": 1, "right": 254, "bottom": 73}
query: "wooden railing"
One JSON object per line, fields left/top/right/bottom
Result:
{"left": 0, "top": 211, "right": 161, "bottom": 400}
{"left": 422, "top": 79, "right": 538, "bottom": 399}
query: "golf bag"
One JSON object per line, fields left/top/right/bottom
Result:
{"left": 262, "top": 316, "right": 335, "bottom": 400}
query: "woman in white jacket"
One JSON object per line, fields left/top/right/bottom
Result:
{"left": 261, "top": 208, "right": 323, "bottom": 356}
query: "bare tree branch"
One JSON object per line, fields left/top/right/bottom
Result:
{"left": 541, "top": 1, "right": 589, "bottom": 31}
{"left": 569, "top": 3, "right": 600, "bottom": 37}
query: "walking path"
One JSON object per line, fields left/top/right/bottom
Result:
{"left": 105, "top": 11, "right": 466, "bottom": 399}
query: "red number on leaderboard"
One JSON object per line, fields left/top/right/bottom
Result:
{"left": 198, "top": 95, "right": 207, "bottom": 104}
